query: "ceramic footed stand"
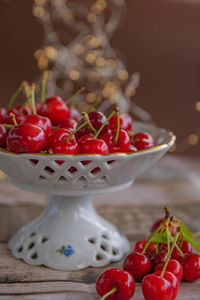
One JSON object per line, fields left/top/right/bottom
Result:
{"left": 8, "top": 195, "right": 130, "bottom": 270}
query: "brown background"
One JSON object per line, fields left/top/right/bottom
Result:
{"left": 0, "top": 0, "right": 199, "bottom": 155}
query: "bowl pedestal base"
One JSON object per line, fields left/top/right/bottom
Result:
{"left": 8, "top": 195, "right": 130, "bottom": 270}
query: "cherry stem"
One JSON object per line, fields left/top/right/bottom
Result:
{"left": 142, "top": 220, "right": 167, "bottom": 255}
{"left": 166, "top": 222, "right": 170, "bottom": 253}
{"left": 94, "top": 110, "right": 116, "bottom": 140}
{"left": 7, "top": 81, "right": 27, "bottom": 109}
{"left": 10, "top": 113, "right": 18, "bottom": 126}
{"left": 82, "top": 112, "right": 96, "bottom": 133}
{"left": 168, "top": 230, "right": 184, "bottom": 257}
{"left": 164, "top": 206, "right": 171, "bottom": 219}
{"left": 3, "top": 124, "right": 14, "bottom": 129}
{"left": 114, "top": 106, "right": 120, "bottom": 144}
{"left": 30, "top": 84, "right": 37, "bottom": 115}
{"left": 100, "top": 287, "right": 118, "bottom": 300}
{"left": 65, "top": 121, "right": 88, "bottom": 143}
{"left": 41, "top": 71, "right": 48, "bottom": 103}
{"left": 160, "top": 229, "right": 180, "bottom": 278}
{"left": 65, "top": 87, "right": 85, "bottom": 105}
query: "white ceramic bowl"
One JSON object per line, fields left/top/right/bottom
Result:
{"left": 1, "top": 122, "right": 175, "bottom": 270}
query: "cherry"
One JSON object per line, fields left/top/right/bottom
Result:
{"left": 154, "top": 259, "right": 183, "bottom": 282}
{"left": 15, "top": 105, "right": 32, "bottom": 116}
{"left": 133, "top": 132, "right": 154, "bottom": 150}
{"left": 123, "top": 252, "right": 152, "bottom": 281}
{"left": 69, "top": 107, "right": 81, "bottom": 122}
{"left": 142, "top": 273, "right": 173, "bottom": 300}
{"left": 100, "top": 129, "right": 130, "bottom": 153}
{"left": 96, "top": 267, "right": 135, "bottom": 300}
{"left": 0, "top": 124, "right": 7, "bottom": 147}
{"left": 50, "top": 137, "right": 79, "bottom": 155}
{"left": 58, "top": 118, "right": 78, "bottom": 131}
{"left": 154, "top": 271, "right": 179, "bottom": 300}
{"left": 79, "top": 138, "right": 109, "bottom": 155}
{"left": 7, "top": 123, "right": 46, "bottom": 153}
{"left": 23, "top": 114, "right": 52, "bottom": 136}
{"left": 40, "top": 96, "right": 69, "bottom": 125}
{"left": 46, "top": 128, "right": 76, "bottom": 151}
{"left": 75, "top": 111, "right": 109, "bottom": 140}
{"left": 109, "top": 113, "right": 133, "bottom": 131}
{"left": 0, "top": 108, "right": 6, "bottom": 123}
{"left": 151, "top": 218, "right": 177, "bottom": 235}
{"left": 182, "top": 253, "right": 200, "bottom": 282}
{"left": 152, "top": 251, "right": 168, "bottom": 267}
{"left": 3, "top": 108, "right": 24, "bottom": 125}
{"left": 133, "top": 240, "right": 156, "bottom": 256}
{"left": 180, "top": 241, "right": 193, "bottom": 254}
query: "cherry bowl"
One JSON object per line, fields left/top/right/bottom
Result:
{"left": 0, "top": 121, "right": 175, "bottom": 270}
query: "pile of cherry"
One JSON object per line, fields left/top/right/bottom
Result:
{"left": 96, "top": 207, "right": 200, "bottom": 300}
{"left": 0, "top": 79, "right": 155, "bottom": 155}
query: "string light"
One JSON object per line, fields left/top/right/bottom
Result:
{"left": 33, "top": 6, "right": 45, "bottom": 18}
{"left": 69, "top": 70, "right": 80, "bottom": 81}
{"left": 187, "top": 134, "right": 199, "bottom": 145}
{"left": 87, "top": 13, "right": 96, "bottom": 24}
{"left": 45, "top": 46, "right": 58, "bottom": 59}
{"left": 195, "top": 101, "right": 200, "bottom": 112}
{"left": 34, "top": 0, "right": 46, "bottom": 5}
{"left": 96, "top": 57, "right": 106, "bottom": 67}
{"left": 86, "top": 93, "right": 97, "bottom": 103}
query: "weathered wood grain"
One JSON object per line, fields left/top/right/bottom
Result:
{"left": 0, "top": 156, "right": 200, "bottom": 299}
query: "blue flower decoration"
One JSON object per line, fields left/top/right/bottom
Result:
{"left": 57, "top": 245, "right": 74, "bottom": 257}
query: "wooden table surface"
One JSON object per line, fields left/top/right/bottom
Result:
{"left": 0, "top": 155, "right": 200, "bottom": 299}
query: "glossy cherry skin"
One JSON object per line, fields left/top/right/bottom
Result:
{"left": 3, "top": 108, "right": 25, "bottom": 125}
{"left": 154, "top": 271, "right": 179, "bottom": 300}
{"left": 171, "top": 247, "right": 184, "bottom": 263}
{"left": 51, "top": 139, "right": 79, "bottom": 155}
{"left": 7, "top": 124, "right": 46, "bottom": 153}
{"left": 129, "top": 145, "right": 137, "bottom": 152}
{"left": 76, "top": 111, "right": 109, "bottom": 140}
{"left": 58, "top": 118, "right": 78, "bottom": 131}
{"left": 96, "top": 267, "right": 135, "bottom": 300}
{"left": 40, "top": 96, "right": 69, "bottom": 125}
{"left": 15, "top": 105, "right": 32, "bottom": 116}
{"left": 123, "top": 252, "right": 152, "bottom": 281}
{"left": 133, "top": 240, "right": 156, "bottom": 256}
{"left": 142, "top": 273, "right": 173, "bottom": 300}
{"left": 69, "top": 107, "right": 81, "bottom": 122}
{"left": 79, "top": 138, "right": 109, "bottom": 155}
{"left": 0, "top": 108, "right": 6, "bottom": 123}
{"left": 152, "top": 251, "right": 168, "bottom": 267}
{"left": 182, "top": 254, "right": 200, "bottom": 282}
{"left": 180, "top": 241, "right": 193, "bottom": 254}
{"left": 23, "top": 115, "right": 52, "bottom": 136}
{"left": 109, "top": 113, "right": 133, "bottom": 131}
{"left": 154, "top": 259, "right": 183, "bottom": 282}
{"left": 133, "top": 132, "right": 154, "bottom": 150}
{"left": 100, "top": 129, "right": 130, "bottom": 153}
{"left": 151, "top": 218, "right": 177, "bottom": 235}
{"left": 0, "top": 124, "right": 7, "bottom": 147}
{"left": 46, "top": 128, "right": 75, "bottom": 151}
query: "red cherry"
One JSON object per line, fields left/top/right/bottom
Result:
{"left": 100, "top": 129, "right": 130, "bottom": 153}
{"left": 180, "top": 241, "right": 193, "bottom": 254}
{"left": 3, "top": 108, "right": 24, "bottom": 125}
{"left": 123, "top": 252, "right": 152, "bottom": 280}
{"left": 171, "top": 247, "right": 184, "bottom": 263}
{"left": 40, "top": 96, "right": 69, "bottom": 125}
{"left": 152, "top": 251, "right": 168, "bottom": 267}
{"left": 46, "top": 128, "right": 76, "bottom": 151}
{"left": 0, "top": 124, "right": 7, "bottom": 147}
{"left": 109, "top": 113, "right": 133, "bottom": 131}
{"left": 133, "top": 240, "right": 156, "bottom": 256}
{"left": 133, "top": 132, "right": 154, "bottom": 150}
{"left": 27, "top": 102, "right": 41, "bottom": 114}
{"left": 79, "top": 138, "right": 109, "bottom": 155}
{"left": 142, "top": 273, "right": 173, "bottom": 300}
{"left": 182, "top": 254, "right": 200, "bottom": 282}
{"left": 23, "top": 115, "right": 52, "bottom": 136}
{"left": 154, "top": 259, "right": 183, "bottom": 282}
{"left": 0, "top": 108, "right": 6, "bottom": 123}
{"left": 151, "top": 218, "right": 177, "bottom": 235}
{"left": 76, "top": 111, "right": 109, "bottom": 140}
{"left": 7, "top": 123, "right": 46, "bottom": 153}
{"left": 69, "top": 107, "right": 81, "bottom": 122}
{"left": 154, "top": 271, "right": 179, "bottom": 300}
{"left": 96, "top": 267, "right": 135, "bottom": 300}
{"left": 15, "top": 105, "right": 32, "bottom": 116}
{"left": 51, "top": 139, "right": 79, "bottom": 155}
{"left": 58, "top": 118, "right": 78, "bottom": 131}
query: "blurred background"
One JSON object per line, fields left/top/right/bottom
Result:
{"left": 0, "top": 0, "right": 199, "bottom": 155}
